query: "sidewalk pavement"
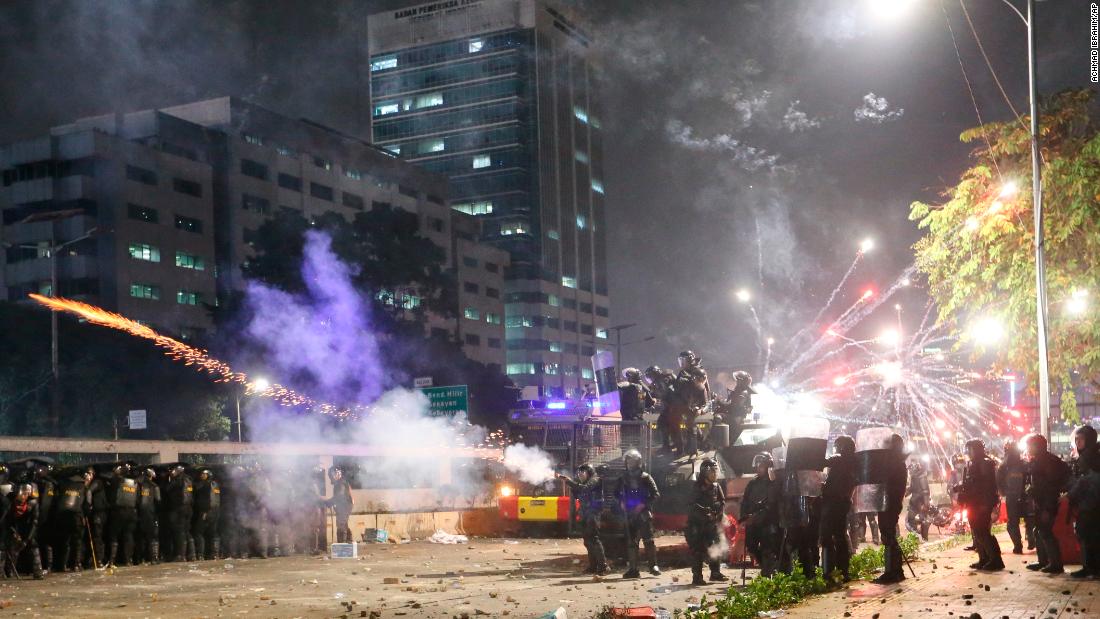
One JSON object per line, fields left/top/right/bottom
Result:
{"left": 783, "top": 533, "right": 1099, "bottom": 619}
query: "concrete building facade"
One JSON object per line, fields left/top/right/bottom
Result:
{"left": 367, "top": 0, "right": 611, "bottom": 397}
{"left": 0, "top": 98, "right": 508, "bottom": 370}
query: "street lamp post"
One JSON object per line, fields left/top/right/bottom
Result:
{"left": 235, "top": 377, "right": 270, "bottom": 442}
{"left": 607, "top": 323, "right": 637, "bottom": 371}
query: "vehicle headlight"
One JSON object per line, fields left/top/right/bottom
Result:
{"left": 499, "top": 484, "right": 515, "bottom": 498}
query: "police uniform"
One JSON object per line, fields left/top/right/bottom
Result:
{"left": 616, "top": 453, "right": 661, "bottom": 577}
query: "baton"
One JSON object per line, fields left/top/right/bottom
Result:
{"left": 83, "top": 516, "right": 100, "bottom": 569}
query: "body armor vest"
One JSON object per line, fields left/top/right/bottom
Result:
{"left": 59, "top": 479, "right": 85, "bottom": 512}
{"left": 114, "top": 477, "right": 138, "bottom": 509}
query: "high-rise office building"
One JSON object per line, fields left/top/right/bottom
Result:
{"left": 368, "top": 0, "right": 611, "bottom": 397}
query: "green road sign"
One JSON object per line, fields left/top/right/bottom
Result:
{"left": 420, "top": 385, "right": 468, "bottom": 417}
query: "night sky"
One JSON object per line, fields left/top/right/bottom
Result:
{"left": 0, "top": 0, "right": 1091, "bottom": 379}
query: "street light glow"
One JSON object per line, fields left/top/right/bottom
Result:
{"left": 252, "top": 377, "right": 271, "bottom": 392}
{"left": 860, "top": 238, "right": 875, "bottom": 253}
{"left": 766, "top": 336, "right": 775, "bottom": 345}
{"left": 735, "top": 288, "right": 751, "bottom": 303}
{"left": 965, "top": 217, "right": 980, "bottom": 231}
{"left": 1067, "top": 288, "right": 1088, "bottom": 315}
{"left": 999, "top": 181, "right": 1019, "bottom": 198}
{"left": 970, "top": 317, "right": 1004, "bottom": 345}
{"left": 965, "top": 397, "right": 980, "bottom": 410}
{"left": 877, "top": 328, "right": 900, "bottom": 347}
{"left": 868, "top": 0, "right": 916, "bottom": 22}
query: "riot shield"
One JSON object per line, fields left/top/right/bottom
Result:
{"left": 774, "top": 417, "right": 829, "bottom": 527}
{"left": 853, "top": 426, "right": 896, "bottom": 513}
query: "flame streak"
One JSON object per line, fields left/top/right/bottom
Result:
{"left": 28, "top": 294, "right": 353, "bottom": 419}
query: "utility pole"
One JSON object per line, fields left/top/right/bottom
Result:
{"left": 607, "top": 323, "right": 637, "bottom": 372}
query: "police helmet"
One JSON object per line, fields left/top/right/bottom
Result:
{"left": 144, "top": 468, "right": 157, "bottom": 481}
{"left": 622, "top": 367, "right": 642, "bottom": 382}
{"left": 908, "top": 459, "right": 925, "bottom": 474}
{"left": 678, "top": 350, "right": 699, "bottom": 367}
{"left": 699, "top": 458, "right": 719, "bottom": 477}
{"left": 16, "top": 483, "right": 34, "bottom": 500}
{"left": 0, "top": 463, "right": 7, "bottom": 477}
{"left": 199, "top": 469, "right": 213, "bottom": 481}
{"left": 833, "top": 435, "right": 856, "bottom": 456}
{"left": 733, "top": 371, "right": 752, "bottom": 384}
{"left": 623, "top": 449, "right": 644, "bottom": 472}
{"left": 751, "top": 453, "right": 773, "bottom": 470}
{"left": 1025, "top": 433, "right": 1048, "bottom": 450}
{"left": 576, "top": 463, "right": 595, "bottom": 478}
{"left": 965, "top": 438, "right": 985, "bottom": 456}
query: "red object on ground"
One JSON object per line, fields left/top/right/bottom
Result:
{"left": 997, "top": 496, "right": 1081, "bottom": 564}
{"left": 607, "top": 607, "right": 657, "bottom": 618}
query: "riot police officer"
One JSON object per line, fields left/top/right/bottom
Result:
{"left": 997, "top": 440, "right": 1031, "bottom": 554}
{"left": 726, "top": 371, "right": 755, "bottom": 425}
{"left": 741, "top": 453, "right": 780, "bottom": 576}
{"left": 955, "top": 439, "right": 1003, "bottom": 571}
{"left": 192, "top": 469, "right": 221, "bottom": 560}
{"left": 5, "top": 484, "right": 45, "bottom": 579}
{"left": 871, "top": 434, "right": 908, "bottom": 585}
{"left": 820, "top": 435, "right": 857, "bottom": 581}
{"left": 686, "top": 458, "right": 728, "bottom": 585}
{"left": 54, "top": 468, "right": 87, "bottom": 571}
{"left": 617, "top": 449, "right": 661, "bottom": 578}
{"left": 136, "top": 467, "right": 160, "bottom": 564}
{"left": 327, "top": 467, "right": 354, "bottom": 544}
{"left": 670, "top": 351, "right": 711, "bottom": 454}
{"left": 618, "top": 368, "right": 655, "bottom": 449}
{"left": 85, "top": 466, "right": 108, "bottom": 568}
{"left": 644, "top": 366, "right": 675, "bottom": 451}
{"left": 556, "top": 464, "right": 609, "bottom": 575}
{"left": 1069, "top": 425, "right": 1100, "bottom": 578}
{"left": 106, "top": 463, "right": 139, "bottom": 567}
{"left": 905, "top": 460, "right": 932, "bottom": 541}
{"left": 33, "top": 463, "right": 57, "bottom": 573}
{"left": 165, "top": 465, "right": 195, "bottom": 562}
{"left": 1025, "top": 433, "right": 1070, "bottom": 574}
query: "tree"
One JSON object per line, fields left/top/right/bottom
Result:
{"left": 910, "top": 89, "right": 1100, "bottom": 421}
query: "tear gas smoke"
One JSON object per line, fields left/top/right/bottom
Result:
{"left": 502, "top": 444, "right": 557, "bottom": 486}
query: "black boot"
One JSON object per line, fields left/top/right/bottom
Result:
{"left": 43, "top": 546, "right": 54, "bottom": 574}
{"left": 108, "top": 542, "right": 119, "bottom": 567}
{"left": 30, "top": 549, "right": 45, "bottom": 580}
{"left": 645, "top": 541, "right": 661, "bottom": 575}
{"left": 623, "top": 545, "right": 640, "bottom": 578}
{"left": 73, "top": 544, "right": 84, "bottom": 572}
{"left": 709, "top": 560, "right": 729, "bottom": 582}
{"left": 150, "top": 541, "right": 160, "bottom": 565}
{"left": 212, "top": 538, "right": 221, "bottom": 561}
{"left": 194, "top": 535, "right": 205, "bottom": 561}
{"left": 186, "top": 537, "right": 197, "bottom": 562}
{"left": 691, "top": 566, "right": 706, "bottom": 586}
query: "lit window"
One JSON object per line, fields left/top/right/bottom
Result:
{"left": 464, "top": 307, "right": 480, "bottom": 320}
{"left": 561, "top": 276, "right": 577, "bottom": 289}
{"left": 547, "top": 230, "right": 560, "bottom": 240}
{"left": 545, "top": 363, "right": 560, "bottom": 376}
{"left": 314, "top": 157, "right": 332, "bottom": 171}
{"left": 469, "top": 39, "right": 484, "bottom": 53}
{"left": 453, "top": 201, "right": 493, "bottom": 216}
{"left": 549, "top": 342, "right": 562, "bottom": 353}
{"left": 506, "top": 315, "right": 534, "bottom": 328}
{"left": 345, "top": 169, "right": 363, "bottom": 180}
{"left": 591, "top": 179, "right": 605, "bottom": 194}
{"left": 415, "top": 92, "right": 444, "bottom": 109}
{"left": 401, "top": 294, "right": 421, "bottom": 310}
{"left": 177, "top": 290, "right": 201, "bottom": 306}
{"left": 507, "top": 363, "right": 537, "bottom": 375}
{"left": 596, "top": 328, "right": 608, "bottom": 339}
{"left": 574, "top": 150, "right": 589, "bottom": 164}
{"left": 175, "top": 251, "right": 205, "bottom": 271}
{"left": 129, "top": 283, "right": 160, "bottom": 300}
{"left": 275, "top": 145, "right": 296, "bottom": 157}
{"left": 385, "top": 144, "right": 401, "bottom": 155}
{"left": 591, "top": 116, "right": 602, "bottom": 129}
{"left": 485, "top": 312, "right": 502, "bottom": 325}
{"left": 242, "top": 133, "right": 263, "bottom": 146}
{"left": 374, "top": 103, "right": 400, "bottom": 117}
{"left": 548, "top": 294, "right": 561, "bottom": 307}
{"left": 576, "top": 215, "right": 587, "bottom": 229}
{"left": 420, "top": 138, "right": 445, "bottom": 153}
{"left": 581, "top": 368, "right": 594, "bottom": 379}
{"left": 500, "top": 222, "right": 528, "bottom": 236}
{"left": 473, "top": 154, "right": 491, "bottom": 169}
{"left": 128, "top": 243, "right": 160, "bottom": 262}
{"left": 573, "top": 106, "right": 589, "bottom": 123}
{"left": 370, "top": 56, "right": 397, "bottom": 71}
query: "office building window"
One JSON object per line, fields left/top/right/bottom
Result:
{"left": 485, "top": 312, "right": 501, "bottom": 325}
{"left": 174, "top": 215, "right": 203, "bottom": 234}
{"left": 582, "top": 345, "right": 594, "bottom": 356}
{"left": 596, "top": 328, "right": 608, "bottom": 339}
{"left": 177, "top": 290, "right": 200, "bottom": 305}
{"left": 130, "top": 283, "right": 160, "bottom": 300}
{"left": 485, "top": 262, "right": 498, "bottom": 273}
{"left": 310, "top": 182, "right": 334, "bottom": 202}
{"left": 345, "top": 168, "right": 363, "bottom": 180}
{"left": 126, "top": 164, "right": 157, "bottom": 186}
{"left": 580, "top": 302, "right": 593, "bottom": 313}
{"left": 596, "top": 305, "right": 609, "bottom": 317}
{"left": 420, "top": 138, "right": 445, "bottom": 153}
{"left": 275, "top": 145, "right": 296, "bottom": 157}
{"left": 313, "top": 156, "right": 332, "bottom": 171}
{"left": 575, "top": 150, "right": 589, "bottom": 164}
{"left": 486, "top": 287, "right": 499, "bottom": 299}
{"left": 463, "top": 307, "right": 480, "bottom": 320}
{"left": 548, "top": 294, "right": 561, "bottom": 307}
{"left": 576, "top": 215, "right": 587, "bottom": 229}
{"left": 564, "top": 365, "right": 578, "bottom": 376}
{"left": 240, "top": 158, "right": 268, "bottom": 180}
{"left": 562, "top": 275, "right": 577, "bottom": 289}
{"left": 385, "top": 144, "right": 401, "bottom": 155}
{"left": 127, "top": 204, "right": 158, "bottom": 223}
{"left": 564, "top": 320, "right": 577, "bottom": 332}
{"left": 488, "top": 337, "right": 501, "bottom": 349}
{"left": 581, "top": 368, "right": 594, "bottom": 379}
{"left": 426, "top": 216, "right": 445, "bottom": 232}
{"left": 463, "top": 282, "right": 479, "bottom": 294}
{"left": 453, "top": 201, "right": 493, "bottom": 216}
{"left": 501, "top": 222, "right": 528, "bottom": 236}
{"left": 507, "top": 363, "right": 536, "bottom": 375}
{"left": 128, "top": 243, "right": 160, "bottom": 262}
{"left": 278, "top": 173, "right": 302, "bottom": 192}
{"left": 469, "top": 38, "right": 484, "bottom": 53}
{"left": 415, "top": 92, "right": 444, "bottom": 109}
{"left": 549, "top": 342, "right": 562, "bottom": 353}
{"left": 573, "top": 105, "right": 589, "bottom": 123}
{"left": 342, "top": 192, "right": 365, "bottom": 210}
{"left": 472, "top": 154, "right": 491, "bottom": 169}
{"left": 547, "top": 229, "right": 560, "bottom": 240}
{"left": 242, "top": 133, "right": 263, "bottom": 146}
{"left": 581, "top": 325, "right": 594, "bottom": 336}
{"left": 506, "top": 315, "right": 533, "bottom": 328}
{"left": 370, "top": 55, "right": 397, "bottom": 71}
{"left": 173, "top": 178, "right": 202, "bottom": 197}
{"left": 242, "top": 193, "right": 271, "bottom": 213}
{"left": 544, "top": 363, "right": 560, "bottom": 376}
{"left": 374, "top": 102, "right": 400, "bottom": 117}
{"left": 462, "top": 256, "right": 478, "bottom": 267}
{"left": 591, "top": 179, "right": 605, "bottom": 194}
{"left": 591, "top": 116, "right": 602, "bottom": 129}
{"left": 464, "top": 333, "right": 481, "bottom": 346}
{"left": 398, "top": 185, "right": 418, "bottom": 198}
{"left": 175, "top": 251, "right": 205, "bottom": 271}
{"left": 563, "top": 298, "right": 577, "bottom": 309}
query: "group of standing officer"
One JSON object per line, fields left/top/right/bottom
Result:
{"left": 0, "top": 459, "right": 354, "bottom": 579}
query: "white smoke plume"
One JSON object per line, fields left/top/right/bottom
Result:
{"left": 782, "top": 100, "right": 821, "bottom": 132}
{"left": 707, "top": 522, "right": 731, "bottom": 561}
{"left": 665, "top": 119, "right": 782, "bottom": 172}
{"left": 854, "top": 92, "right": 905, "bottom": 124}
{"left": 502, "top": 444, "right": 557, "bottom": 485}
